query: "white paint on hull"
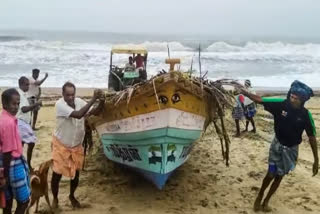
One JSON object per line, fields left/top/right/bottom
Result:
{"left": 96, "top": 108, "right": 205, "bottom": 135}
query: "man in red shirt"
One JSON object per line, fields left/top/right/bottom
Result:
{"left": 0, "top": 88, "right": 31, "bottom": 214}
{"left": 133, "top": 54, "right": 145, "bottom": 69}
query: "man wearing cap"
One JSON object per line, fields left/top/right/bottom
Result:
{"left": 28, "top": 69, "right": 48, "bottom": 130}
{"left": 241, "top": 80, "right": 318, "bottom": 212}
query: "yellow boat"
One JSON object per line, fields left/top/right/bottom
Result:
{"left": 89, "top": 45, "right": 230, "bottom": 189}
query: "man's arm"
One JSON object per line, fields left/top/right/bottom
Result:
{"left": 35, "top": 73, "right": 48, "bottom": 86}
{"left": 308, "top": 136, "right": 319, "bottom": 176}
{"left": 241, "top": 89, "right": 263, "bottom": 103}
{"left": 69, "top": 90, "right": 102, "bottom": 119}
{"left": 21, "top": 101, "right": 42, "bottom": 113}
{"left": 3, "top": 152, "right": 12, "bottom": 183}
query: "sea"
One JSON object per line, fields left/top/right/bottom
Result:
{"left": 1, "top": 30, "right": 320, "bottom": 90}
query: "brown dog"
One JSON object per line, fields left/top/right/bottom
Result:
{"left": 26, "top": 160, "right": 53, "bottom": 214}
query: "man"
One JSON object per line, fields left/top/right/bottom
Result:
{"left": 232, "top": 93, "right": 245, "bottom": 137}
{"left": 0, "top": 88, "right": 31, "bottom": 214}
{"left": 133, "top": 53, "right": 145, "bottom": 69}
{"left": 17, "top": 77, "right": 42, "bottom": 170}
{"left": 243, "top": 80, "right": 257, "bottom": 133}
{"left": 124, "top": 56, "right": 135, "bottom": 72}
{"left": 51, "top": 82, "right": 103, "bottom": 209}
{"left": 241, "top": 80, "right": 319, "bottom": 212}
{"left": 28, "top": 68, "right": 48, "bottom": 130}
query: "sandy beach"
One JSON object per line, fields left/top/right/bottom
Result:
{"left": 4, "top": 88, "right": 320, "bottom": 214}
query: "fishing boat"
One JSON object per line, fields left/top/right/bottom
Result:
{"left": 88, "top": 45, "right": 231, "bottom": 189}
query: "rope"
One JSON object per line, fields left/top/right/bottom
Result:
{"left": 153, "top": 79, "right": 161, "bottom": 110}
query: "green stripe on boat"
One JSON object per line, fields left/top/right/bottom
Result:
{"left": 100, "top": 127, "right": 200, "bottom": 175}
{"left": 261, "top": 97, "right": 285, "bottom": 103}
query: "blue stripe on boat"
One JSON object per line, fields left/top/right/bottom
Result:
{"left": 100, "top": 127, "right": 200, "bottom": 189}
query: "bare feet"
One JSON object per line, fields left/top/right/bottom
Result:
{"left": 52, "top": 198, "right": 59, "bottom": 209}
{"left": 262, "top": 204, "right": 272, "bottom": 212}
{"left": 69, "top": 195, "right": 81, "bottom": 208}
{"left": 234, "top": 133, "right": 241, "bottom": 137}
{"left": 250, "top": 129, "right": 256, "bottom": 133}
{"left": 253, "top": 194, "right": 263, "bottom": 212}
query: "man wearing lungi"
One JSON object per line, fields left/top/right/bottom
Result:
{"left": 0, "top": 88, "right": 31, "bottom": 214}
{"left": 242, "top": 80, "right": 319, "bottom": 212}
{"left": 17, "top": 77, "right": 42, "bottom": 170}
{"left": 51, "top": 82, "right": 103, "bottom": 209}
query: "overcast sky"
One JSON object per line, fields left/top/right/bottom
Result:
{"left": 0, "top": 0, "right": 319, "bottom": 37}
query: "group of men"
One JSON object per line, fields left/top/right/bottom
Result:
{"left": 0, "top": 69, "right": 104, "bottom": 214}
{"left": 232, "top": 79, "right": 257, "bottom": 137}
{"left": 124, "top": 53, "right": 145, "bottom": 71}
{"left": 0, "top": 66, "right": 318, "bottom": 213}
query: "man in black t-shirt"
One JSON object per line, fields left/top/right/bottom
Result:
{"left": 241, "top": 80, "right": 318, "bottom": 212}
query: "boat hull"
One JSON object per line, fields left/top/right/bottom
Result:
{"left": 89, "top": 72, "right": 215, "bottom": 189}
{"left": 97, "top": 108, "right": 205, "bottom": 189}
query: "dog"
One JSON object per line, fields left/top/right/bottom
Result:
{"left": 26, "top": 160, "right": 53, "bottom": 214}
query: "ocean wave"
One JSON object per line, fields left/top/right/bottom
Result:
{"left": 1, "top": 39, "right": 320, "bottom": 87}
{"left": 0, "top": 36, "right": 27, "bottom": 42}
{"left": 0, "top": 40, "right": 193, "bottom": 52}
{"left": 136, "top": 41, "right": 192, "bottom": 52}
{"left": 206, "top": 41, "right": 320, "bottom": 55}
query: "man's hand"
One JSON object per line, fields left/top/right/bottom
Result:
{"left": 313, "top": 161, "right": 319, "bottom": 176}
{"left": 0, "top": 178, "right": 6, "bottom": 189}
{"left": 98, "top": 93, "right": 105, "bottom": 102}
{"left": 93, "top": 89, "right": 103, "bottom": 100}
{"left": 36, "top": 100, "right": 43, "bottom": 107}
{"left": 309, "top": 136, "right": 319, "bottom": 176}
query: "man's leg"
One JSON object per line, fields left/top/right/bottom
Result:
{"left": 254, "top": 173, "right": 275, "bottom": 211}
{"left": 250, "top": 117, "right": 256, "bottom": 133}
{"left": 69, "top": 170, "right": 81, "bottom": 208}
{"left": 51, "top": 171, "right": 62, "bottom": 208}
{"left": 235, "top": 119, "right": 241, "bottom": 137}
{"left": 15, "top": 200, "right": 29, "bottom": 214}
{"left": 245, "top": 120, "right": 249, "bottom": 131}
{"left": 32, "top": 109, "right": 39, "bottom": 130}
{"left": 3, "top": 198, "right": 13, "bottom": 214}
{"left": 261, "top": 175, "right": 283, "bottom": 212}
{"left": 27, "top": 143, "right": 35, "bottom": 170}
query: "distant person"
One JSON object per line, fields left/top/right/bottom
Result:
{"left": 17, "top": 77, "right": 41, "bottom": 170}
{"left": 241, "top": 80, "right": 318, "bottom": 212}
{"left": 0, "top": 88, "right": 31, "bottom": 214}
{"left": 232, "top": 93, "right": 245, "bottom": 137}
{"left": 133, "top": 53, "right": 145, "bottom": 69}
{"left": 124, "top": 56, "right": 135, "bottom": 71}
{"left": 243, "top": 80, "right": 257, "bottom": 133}
{"left": 232, "top": 80, "right": 257, "bottom": 136}
{"left": 28, "top": 69, "right": 48, "bottom": 130}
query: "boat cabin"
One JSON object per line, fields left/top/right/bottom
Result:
{"left": 108, "top": 45, "right": 148, "bottom": 91}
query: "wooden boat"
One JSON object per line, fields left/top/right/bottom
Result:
{"left": 88, "top": 45, "right": 231, "bottom": 189}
